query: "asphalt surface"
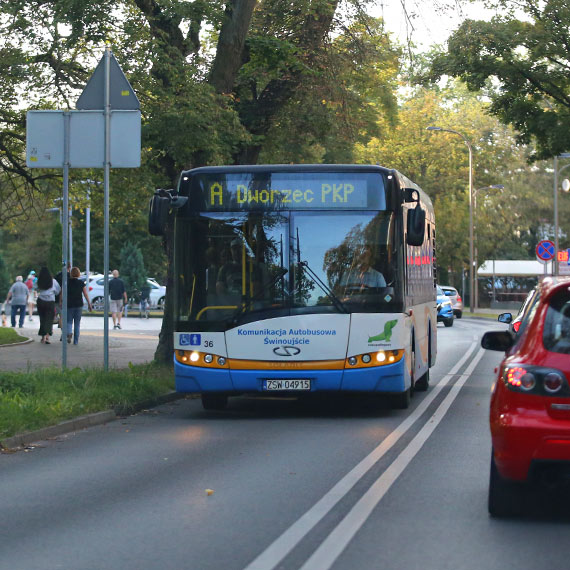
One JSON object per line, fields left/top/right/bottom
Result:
{"left": 5, "top": 319, "right": 568, "bottom": 570}
{"left": 0, "top": 311, "right": 503, "bottom": 447}
{"left": 0, "top": 314, "right": 162, "bottom": 371}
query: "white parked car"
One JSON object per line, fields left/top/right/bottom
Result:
{"left": 81, "top": 274, "right": 166, "bottom": 310}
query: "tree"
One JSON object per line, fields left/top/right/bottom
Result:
{"left": 0, "top": 0, "right": 404, "bottom": 363}
{"left": 47, "top": 219, "right": 62, "bottom": 275}
{"left": 0, "top": 252, "right": 10, "bottom": 299}
{"left": 353, "top": 84, "right": 563, "bottom": 289}
{"left": 427, "top": 0, "right": 570, "bottom": 161}
{"left": 119, "top": 242, "right": 147, "bottom": 301}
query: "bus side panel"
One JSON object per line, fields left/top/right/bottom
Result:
{"left": 413, "top": 300, "right": 436, "bottom": 380}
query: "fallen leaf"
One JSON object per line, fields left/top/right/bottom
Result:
{"left": 205, "top": 489, "right": 214, "bottom": 496}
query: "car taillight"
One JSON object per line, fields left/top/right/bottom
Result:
{"left": 512, "top": 321, "right": 521, "bottom": 333}
{"left": 457, "top": 295, "right": 462, "bottom": 302}
{"left": 89, "top": 286, "right": 93, "bottom": 291}
{"left": 503, "top": 365, "right": 569, "bottom": 396}
{"left": 505, "top": 367, "right": 535, "bottom": 391}
{"left": 544, "top": 372, "right": 564, "bottom": 394}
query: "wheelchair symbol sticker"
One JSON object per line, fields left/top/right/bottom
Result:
{"left": 180, "top": 333, "right": 201, "bottom": 346}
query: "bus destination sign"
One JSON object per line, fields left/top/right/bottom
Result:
{"left": 198, "top": 174, "right": 374, "bottom": 210}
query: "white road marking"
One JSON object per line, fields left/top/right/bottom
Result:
{"left": 299, "top": 347, "right": 486, "bottom": 570}
{"left": 244, "top": 342, "right": 480, "bottom": 570}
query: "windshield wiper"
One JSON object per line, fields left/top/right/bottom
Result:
{"left": 298, "top": 261, "right": 348, "bottom": 314}
{"left": 229, "top": 268, "right": 289, "bottom": 326}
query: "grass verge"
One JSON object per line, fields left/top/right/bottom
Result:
{"left": 0, "top": 328, "right": 27, "bottom": 346}
{"left": 0, "top": 362, "right": 174, "bottom": 439}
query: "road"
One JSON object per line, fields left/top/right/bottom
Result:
{"left": 2, "top": 318, "right": 570, "bottom": 570}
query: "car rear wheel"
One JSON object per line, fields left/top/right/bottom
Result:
{"left": 488, "top": 450, "right": 525, "bottom": 517}
{"left": 455, "top": 310, "right": 462, "bottom": 319}
{"left": 444, "top": 317, "right": 454, "bottom": 327}
{"left": 91, "top": 296, "right": 104, "bottom": 311}
{"left": 201, "top": 393, "right": 228, "bottom": 410}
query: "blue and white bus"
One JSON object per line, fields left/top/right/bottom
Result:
{"left": 156, "top": 164, "right": 436, "bottom": 409}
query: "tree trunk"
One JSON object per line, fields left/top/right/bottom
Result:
{"left": 154, "top": 0, "right": 258, "bottom": 364}
{"left": 210, "top": 0, "right": 258, "bottom": 94}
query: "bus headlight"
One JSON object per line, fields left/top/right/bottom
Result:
{"left": 204, "top": 354, "right": 213, "bottom": 364}
{"left": 218, "top": 356, "right": 227, "bottom": 366}
{"left": 345, "top": 349, "right": 404, "bottom": 369}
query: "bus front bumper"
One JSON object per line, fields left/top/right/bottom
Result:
{"left": 174, "top": 358, "right": 407, "bottom": 394}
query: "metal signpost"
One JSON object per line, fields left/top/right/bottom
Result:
{"left": 26, "top": 48, "right": 140, "bottom": 370}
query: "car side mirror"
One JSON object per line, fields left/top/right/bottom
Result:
{"left": 498, "top": 312, "right": 513, "bottom": 324}
{"left": 481, "top": 331, "right": 514, "bottom": 352}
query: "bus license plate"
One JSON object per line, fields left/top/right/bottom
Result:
{"left": 263, "top": 379, "right": 311, "bottom": 391}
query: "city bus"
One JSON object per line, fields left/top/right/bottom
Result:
{"left": 152, "top": 164, "right": 436, "bottom": 410}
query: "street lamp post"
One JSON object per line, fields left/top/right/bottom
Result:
{"left": 427, "top": 126, "right": 474, "bottom": 312}
{"left": 473, "top": 185, "right": 504, "bottom": 310}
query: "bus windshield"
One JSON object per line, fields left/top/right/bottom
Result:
{"left": 174, "top": 208, "right": 403, "bottom": 331}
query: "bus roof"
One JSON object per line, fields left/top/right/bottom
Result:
{"left": 182, "top": 164, "right": 393, "bottom": 176}
{"left": 180, "top": 164, "right": 433, "bottom": 210}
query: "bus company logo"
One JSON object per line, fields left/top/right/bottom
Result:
{"left": 273, "top": 345, "right": 301, "bottom": 357}
{"left": 180, "top": 333, "right": 201, "bottom": 346}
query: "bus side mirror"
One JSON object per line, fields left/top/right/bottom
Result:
{"left": 148, "top": 193, "right": 171, "bottom": 236}
{"left": 148, "top": 189, "right": 189, "bottom": 236}
{"left": 406, "top": 204, "right": 425, "bottom": 246}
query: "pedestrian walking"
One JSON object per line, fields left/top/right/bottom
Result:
{"left": 65, "top": 267, "right": 93, "bottom": 345}
{"left": 25, "top": 271, "right": 37, "bottom": 321}
{"left": 109, "top": 269, "right": 127, "bottom": 330}
{"left": 36, "top": 267, "right": 61, "bottom": 344}
{"left": 5, "top": 276, "right": 29, "bottom": 328}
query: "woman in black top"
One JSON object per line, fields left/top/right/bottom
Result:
{"left": 66, "top": 267, "right": 92, "bottom": 344}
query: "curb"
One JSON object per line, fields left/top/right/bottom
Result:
{"left": 0, "top": 391, "right": 184, "bottom": 451}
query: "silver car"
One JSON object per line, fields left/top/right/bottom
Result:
{"left": 440, "top": 285, "right": 463, "bottom": 318}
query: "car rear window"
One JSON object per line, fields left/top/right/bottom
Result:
{"left": 543, "top": 288, "right": 570, "bottom": 354}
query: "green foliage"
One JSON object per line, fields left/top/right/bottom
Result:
{"left": 47, "top": 220, "right": 62, "bottom": 275}
{"left": 0, "top": 252, "right": 10, "bottom": 299}
{"left": 353, "top": 84, "right": 566, "bottom": 289}
{"left": 427, "top": 1, "right": 570, "bottom": 161}
{"left": 0, "top": 363, "right": 174, "bottom": 439}
{"left": 119, "top": 242, "right": 147, "bottom": 299}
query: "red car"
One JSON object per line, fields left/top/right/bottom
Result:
{"left": 481, "top": 277, "right": 570, "bottom": 517}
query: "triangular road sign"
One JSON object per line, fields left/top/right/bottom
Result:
{"left": 76, "top": 52, "right": 140, "bottom": 110}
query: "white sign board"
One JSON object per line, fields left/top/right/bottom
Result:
{"left": 26, "top": 110, "right": 141, "bottom": 168}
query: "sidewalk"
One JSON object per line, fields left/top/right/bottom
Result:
{"left": 463, "top": 307, "right": 510, "bottom": 320}
{"left": 0, "top": 315, "right": 163, "bottom": 372}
